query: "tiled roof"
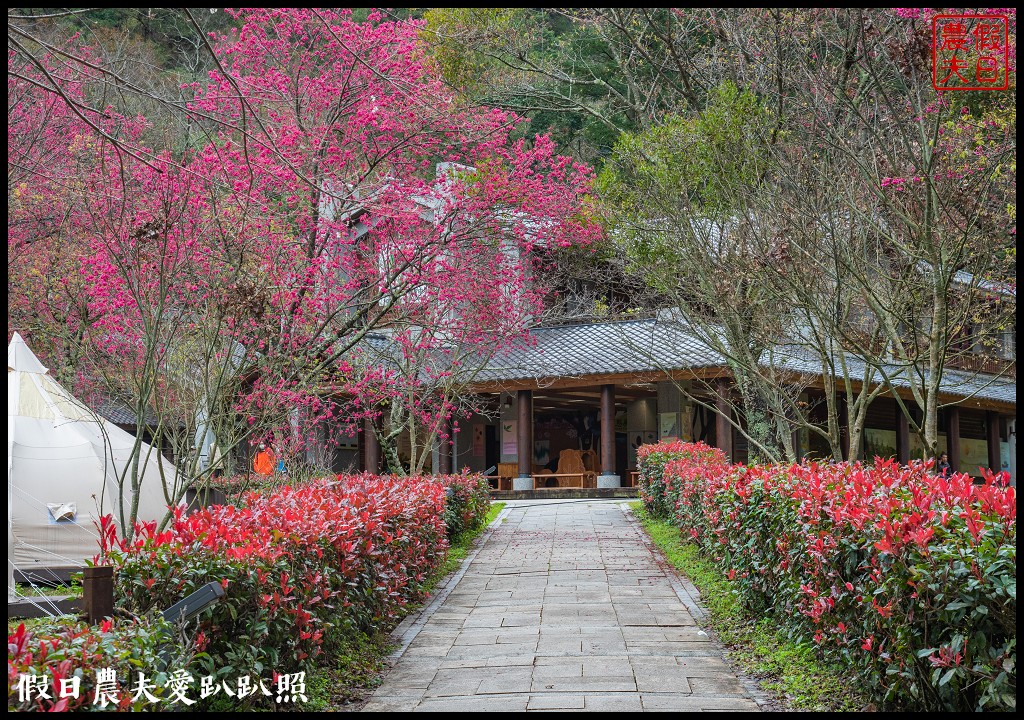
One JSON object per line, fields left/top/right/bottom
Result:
{"left": 94, "top": 400, "right": 161, "bottom": 426}
{"left": 475, "top": 319, "right": 722, "bottom": 381}
{"left": 472, "top": 319, "right": 1016, "bottom": 406}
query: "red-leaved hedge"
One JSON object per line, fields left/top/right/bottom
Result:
{"left": 9, "top": 473, "right": 488, "bottom": 711}
{"left": 101, "top": 474, "right": 450, "bottom": 685}
{"left": 639, "top": 442, "right": 1016, "bottom": 711}
{"left": 437, "top": 473, "right": 492, "bottom": 540}
{"left": 8, "top": 617, "right": 185, "bottom": 712}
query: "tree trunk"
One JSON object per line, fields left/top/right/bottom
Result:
{"left": 734, "top": 369, "right": 783, "bottom": 463}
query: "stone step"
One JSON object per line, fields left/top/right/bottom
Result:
{"left": 489, "top": 487, "right": 639, "bottom": 501}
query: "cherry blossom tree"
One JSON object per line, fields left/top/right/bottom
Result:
{"left": 8, "top": 8, "right": 599, "bottom": 532}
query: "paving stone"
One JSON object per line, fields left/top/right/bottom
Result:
{"left": 496, "top": 629, "right": 541, "bottom": 644}
{"left": 584, "top": 692, "right": 645, "bottom": 711}
{"left": 532, "top": 662, "right": 584, "bottom": 680}
{"left": 453, "top": 631, "right": 501, "bottom": 646}
{"left": 403, "top": 644, "right": 454, "bottom": 658}
{"left": 581, "top": 657, "right": 630, "bottom": 676}
{"left": 477, "top": 667, "right": 534, "bottom": 694}
{"left": 640, "top": 693, "right": 761, "bottom": 711}
{"left": 362, "top": 501, "right": 758, "bottom": 713}
{"left": 361, "top": 698, "right": 419, "bottom": 712}
{"left": 687, "top": 676, "right": 748, "bottom": 695}
{"left": 445, "top": 642, "right": 538, "bottom": 660}
{"left": 379, "top": 666, "right": 437, "bottom": 690}
{"left": 413, "top": 695, "right": 530, "bottom": 712}
{"left": 535, "top": 637, "right": 584, "bottom": 654}
{"left": 533, "top": 675, "right": 638, "bottom": 693}
{"left": 625, "top": 641, "right": 717, "bottom": 655}
{"left": 635, "top": 672, "right": 695, "bottom": 694}
{"left": 581, "top": 638, "right": 628, "bottom": 654}
{"left": 527, "top": 694, "right": 586, "bottom": 710}
{"left": 423, "top": 677, "right": 483, "bottom": 697}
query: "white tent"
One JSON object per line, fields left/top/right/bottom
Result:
{"left": 8, "top": 333, "right": 176, "bottom": 593}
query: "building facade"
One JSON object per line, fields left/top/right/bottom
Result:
{"left": 357, "top": 318, "right": 1016, "bottom": 487}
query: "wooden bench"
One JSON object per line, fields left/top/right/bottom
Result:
{"left": 491, "top": 462, "right": 519, "bottom": 491}
{"left": 492, "top": 461, "right": 566, "bottom": 490}
{"left": 532, "top": 472, "right": 592, "bottom": 489}
{"left": 533, "top": 449, "right": 596, "bottom": 489}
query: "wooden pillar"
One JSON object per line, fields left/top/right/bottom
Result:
{"left": 947, "top": 406, "right": 961, "bottom": 473}
{"left": 364, "top": 417, "right": 381, "bottom": 474}
{"left": 986, "top": 411, "right": 1001, "bottom": 473}
{"left": 517, "top": 389, "right": 532, "bottom": 479}
{"left": 837, "top": 394, "right": 850, "bottom": 461}
{"left": 438, "top": 415, "right": 452, "bottom": 475}
{"left": 895, "top": 407, "right": 910, "bottom": 465}
{"left": 600, "top": 385, "right": 616, "bottom": 476}
{"left": 715, "top": 379, "right": 733, "bottom": 462}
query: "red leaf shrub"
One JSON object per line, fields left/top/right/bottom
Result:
{"left": 437, "top": 473, "right": 491, "bottom": 541}
{"left": 636, "top": 440, "right": 727, "bottom": 518}
{"left": 101, "top": 475, "right": 449, "bottom": 682}
{"left": 8, "top": 618, "right": 183, "bottom": 712}
{"left": 643, "top": 442, "right": 1016, "bottom": 711}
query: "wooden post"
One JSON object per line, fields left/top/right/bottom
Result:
{"left": 837, "top": 394, "right": 850, "bottom": 461}
{"left": 600, "top": 384, "right": 616, "bottom": 476}
{"left": 83, "top": 566, "right": 114, "bottom": 624}
{"left": 947, "top": 407, "right": 961, "bottom": 473}
{"left": 364, "top": 417, "right": 381, "bottom": 474}
{"left": 715, "top": 379, "right": 733, "bottom": 462}
{"left": 438, "top": 414, "right": 452, "bottom": 475}
{"left": 895, "top": 406, "right": 910, "bottom": 465}
{"left": 517, "top": 389, "right": 532, "bottom": 480}
{"left": 987, "top": 411, "right": 1001, "bottom": 473}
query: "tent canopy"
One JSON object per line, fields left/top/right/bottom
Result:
{"left": 8, "top": 333, "right": 177, "bottom": 588}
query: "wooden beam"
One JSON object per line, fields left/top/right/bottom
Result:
{"left": 534, "top": 389, "right": 601, "bottom": 399}
{"left": 533, "top": 396, "right": 594, "bottom": 404}
{"left": 470, "top": 368, "right": 1015, "bottom": 413}
{"left": 533, "top": 387, "right": 653, "bottom": 401}
{"left": 9, "top": 595, "right": 81, "bottom": 620}
{"left": 83, "top": 566, "right": 114, "bottom": 623}
{"left": 531, "top": 402, "right": 591, "bottom": 411}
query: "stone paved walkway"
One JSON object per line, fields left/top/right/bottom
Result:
{"left": 363, "top": 500, "right": 760, "bottom": 712}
